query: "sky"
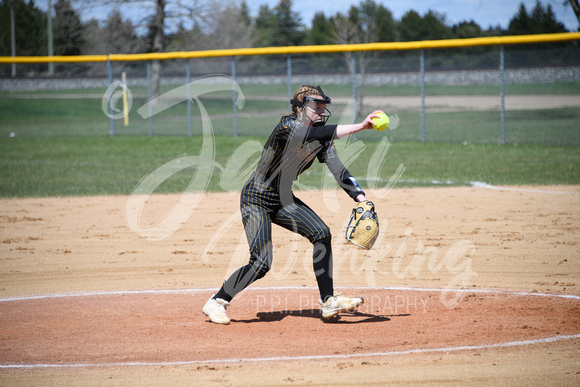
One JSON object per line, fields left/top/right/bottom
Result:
{"left": 249, "top": 0, "right": 579, "bottom": 31}
{"left": 34, "top": 0, "right": 579, "bottom": 33}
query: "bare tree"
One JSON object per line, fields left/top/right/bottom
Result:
{"left": 329, "top": 1, "right": 396, "bottom": 118}
{"left": 149, "top": 0, "right": 164, "bottom": 98}
{"left": 168, "top": 1, "right": 256, "bottom": 51}
{"left": 206, "top": 3, "right": 256, "bottom": 49}
{"left": 330, "top": 13, "right": 379, "bottom": 119}
{"left": 77, "top": 0, "right": 212, "bottom": 97}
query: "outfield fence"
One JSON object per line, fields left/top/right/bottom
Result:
{"left": 1, "top": 33, "right": 579, "bottom": 146}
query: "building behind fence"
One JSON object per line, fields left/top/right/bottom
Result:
{"left": 1, "top": 33, "right": 579, "bottom": 146}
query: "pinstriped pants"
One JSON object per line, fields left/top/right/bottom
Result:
{"left": 218, "top": 192, "right": 334, "bottom": 302}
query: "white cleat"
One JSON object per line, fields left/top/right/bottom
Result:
{"left": 202, "top": 296, "right": 231, "bottom": 324}
{"left": 319, "top": 292, "right": 364, "bottom": 320}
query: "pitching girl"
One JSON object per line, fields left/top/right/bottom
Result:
{"left": 203, "top": 85, "right": 383, "bottom": 324}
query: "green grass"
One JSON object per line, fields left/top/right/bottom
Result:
{"left": 0, "top": 136, "right": 578, "bottom": 198}
{"left": 2, "top": 95, "right": 579, "bottom": 146}
{"left": 2, "top": 79, "right": 579, "bottom": 144}
{"left": 1, "top": 81, "right": 578, "bottom": 198}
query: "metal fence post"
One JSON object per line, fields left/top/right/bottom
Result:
{"left": 287, "top": 54, "right": 292, "bottom": 111}
{"left": 47, "top": 0, "right": 54, "bottom": 75}
{"left": 420, "top": 49, "right": 426, "bottom": 143}
{"left": 500, "top": 45, "right": 506, "bottom": 145}
{"left": 351, "top": 54, "right": 357, "bottom": 123}
{"left": 351, "top": 54, "right": 358, "bottom": 141}
{"left": 10, "top": 0, "right": 16, "bottom": 77}
{"left": 147, "top": 61, "right": 153, "bottom": 136}
{"left": 232, "top": 57, "right": 238, "bottom": 137}
{"left": 186, "top": 60, "right": 192, "bottom": 137}
{"left": 107, "top": 56, "right": 114, "bottom": 136}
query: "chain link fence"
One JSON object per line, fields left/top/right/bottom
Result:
{"left": 1, "top": 39, "right": 579, "bottom": 146}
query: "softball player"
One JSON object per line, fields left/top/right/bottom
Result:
{"left": 203, "top": 85, "right": 384, "bottom": 324}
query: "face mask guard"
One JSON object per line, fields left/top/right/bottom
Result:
{"left": 290, "top": 85, "right": 332, "bottom": 126}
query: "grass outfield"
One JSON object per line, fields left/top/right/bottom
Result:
{"left": 1, "top": 81, "right": 579, "bottom": 145}
{"left": 2, "top": 99, "right": 579, "bottom": 145}
{"left": 0, "top": 136, "right": 578, "bottom": 198}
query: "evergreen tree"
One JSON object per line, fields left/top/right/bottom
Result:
{"left": 508, "top": 1, "right": 567, "bottom": 35}
{"left": 508, "top": 3, "right": 532, "bottom": 34}
{"left": 308, "top": 12, "right": 333, "bottom": 45}
{"left": 398, "top": 10, "right": 422, "bottom": 41}
{"left": 239, "top": 0, "right": 252, "bottom": 27}
{"left": 452, "top": 20, "right": 484, "bottom": 39}
{"left": 254, "top": 4, "right": 277, "bottom": 47}
{"left": 0, "top": 0, "right": 46, "bottom": 56}
{"left": 254, "top": 0, "right": 304, "bottom": 47}
{"left": 53, "top": 0, "right": 84, "bottom": 55}
{"left": 273, "top": 0, "right": 304, "bottom": 46}
{"left": 398, "top": 9, "right": 451, "bottom": 41}
{"left": 532, "top": 1, "right": 567, "bottom": 33}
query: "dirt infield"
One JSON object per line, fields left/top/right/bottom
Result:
{"left": 340, "top": 95, "right": 580, "bottom": 112}
{"left": 1, "top": 186, "right": 579, "bottom": 385}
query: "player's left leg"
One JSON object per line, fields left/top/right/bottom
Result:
{"left": 275, "top": 197, "right": 334, "bottom": 303}
{"left": 275, "top": 198, "right": 364, "bottom": 319}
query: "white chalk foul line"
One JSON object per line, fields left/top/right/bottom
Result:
{"left": 1, "top": 286, "right": 578, "bottom": 369}
{"left": 0, "top": 288, "right": 220, "bottom": 303}
{"left": 470, "top": 181, "right": 579, "bottom": 195}
{"left": 1, "top": 334, "right": 579, "bottom": 369}
{"left": 1, "top": 285, "right": 578, "bottom": 303}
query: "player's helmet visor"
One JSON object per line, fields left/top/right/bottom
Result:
{"left": 290, "top": 85, "right": 332, "bottom": 125}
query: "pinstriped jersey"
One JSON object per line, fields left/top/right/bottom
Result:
{"left": 242, "top": 114, "right": 365, "bottom": 207}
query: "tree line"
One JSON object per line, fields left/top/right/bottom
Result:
{"left": 1, "top": 0, "right": 577, "bottom": 98}
{"left": 1, "top": 0, "right": 575, "bottom": 58}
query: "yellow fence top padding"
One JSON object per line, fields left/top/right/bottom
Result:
{"left": 1, "top": 32, "right": 578, "bottom": 64}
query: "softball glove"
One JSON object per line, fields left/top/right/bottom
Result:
{"left": 345, "top": 200, "right": 379, "bottom": 250}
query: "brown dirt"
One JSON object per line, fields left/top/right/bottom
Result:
{"left": 1, "top": 186, "right": 579, "bottom": 386}
{"left": 337, "top": 95, "right": 580, "bottom": 112}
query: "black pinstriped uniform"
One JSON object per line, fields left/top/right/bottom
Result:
{"left": 214, "top": 114, "right": 365, "bottom": 303}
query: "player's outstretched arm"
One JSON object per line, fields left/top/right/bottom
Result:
{"left": 355, "top": 194, "right": 367, "bottom": 202}
{"left": 335, "top": 110, "right": 384, "bottom": 139}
